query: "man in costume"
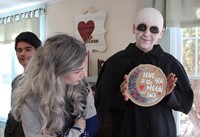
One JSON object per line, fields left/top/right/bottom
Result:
{"left": 95, "top": 8, "right": 193, "bottom": 137}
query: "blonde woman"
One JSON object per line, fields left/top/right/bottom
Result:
{"left": 11, "top": 33, "right": 98, "bottom": 137}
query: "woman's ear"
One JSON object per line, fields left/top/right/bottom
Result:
{"left": 132, "top": 24, "right": 136, "bottom": 33}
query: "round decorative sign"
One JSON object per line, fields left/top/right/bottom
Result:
{"left": 128, "top": 64, "right": 167, "bottom": 107}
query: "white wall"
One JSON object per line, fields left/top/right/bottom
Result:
{"left": 45, "top": 0, "right": 139, "bottom": 76}
{"left": 45, "top": 0, "right": 170, "bottom": 76}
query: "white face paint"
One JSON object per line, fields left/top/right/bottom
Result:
{"left": 135, "top": 8, "right": 164, "bottom": 31}
{"left": 133, "top": 8, "right": 164, "bottom": 53}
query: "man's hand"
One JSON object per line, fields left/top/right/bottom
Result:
{"left": 120, "top": 74, "right": 130, "bottom": 101}
{"left": 166, "top": 73, "right": 177, "bottom": 96}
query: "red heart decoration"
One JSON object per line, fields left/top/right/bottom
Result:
{"left": 78, "top": 20, "right": 95, "bottom": 43}
{"left": 139, "top": 85, "right": 145, "bottom": 90}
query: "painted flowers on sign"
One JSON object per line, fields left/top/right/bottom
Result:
{"left": 128, "top": 64, "right": 167, "bottom": 107}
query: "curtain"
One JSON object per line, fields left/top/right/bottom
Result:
{"left": 3, "top": 18, "right": 40, "bottom": 43}
{"left": 135, "top": 0, "right": 200, "bottom": 28}
{"left": 166, "top": 0, "right": 200, "bottom": 27}
{"left": 0, "top": 6, "right": 45, "bottom": 122}
{"left": 0, "top": 8, "right": 44, "bottom": 44}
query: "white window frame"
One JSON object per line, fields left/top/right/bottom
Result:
{"left": 0, "top": 4, "right": 46, "bottom": 125}
{"left": 170, "top": 27, "right": 200, "bottom": 79}
{"left": 169, "top": 26, "right": 200, "bottom": 136}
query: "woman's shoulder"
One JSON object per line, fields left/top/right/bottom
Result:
{"left": 23, "top": 94, "right": 39, "bottom": 112}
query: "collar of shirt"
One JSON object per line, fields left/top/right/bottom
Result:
{"left": 125, "top": 43, "right": 165, "bottom": 58}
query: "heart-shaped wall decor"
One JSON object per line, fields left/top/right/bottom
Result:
{"left": 78, "top": 20, "right": 95, "bottom": 43}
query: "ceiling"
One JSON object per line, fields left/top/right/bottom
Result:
{"left": 0, "top": 0, "right": 62, "bottom": 13}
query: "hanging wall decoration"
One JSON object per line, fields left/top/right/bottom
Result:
{"left": 74, "top": 8, "right": 107, "bottom": 76}
{"left": 74, "top": 8, "right": 107, "bottom": 52}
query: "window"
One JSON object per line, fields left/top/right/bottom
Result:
{"left": 0, "top": 4, "right": 45, "bottom": 124}
{"left": 0, "top": 43, "right": 23, "bottom": 122}
{"left": 181, "top": 27, "right": 200, "bottom": 77}
{"left": 170, "top": 26, "right": 200, "bottom": 137}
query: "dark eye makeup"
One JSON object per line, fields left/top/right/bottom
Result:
{"left": 136, "top": 23, "right": 159, "bottom": 34}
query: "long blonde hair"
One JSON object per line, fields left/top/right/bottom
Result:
{"left": 11, "top": 33, "right": 88, "bottom": 133}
